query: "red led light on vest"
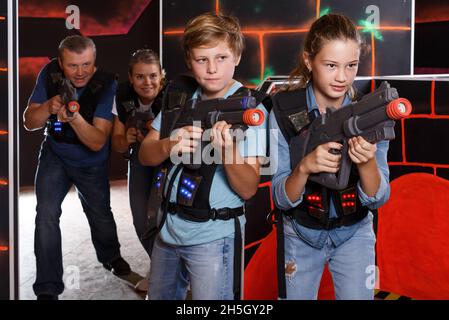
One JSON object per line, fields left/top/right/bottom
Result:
{"left": 342, "top": 202, "right": 356, "bottom": 207}
{"left": 307, "top": 196, "right": 321, "bottom": 201}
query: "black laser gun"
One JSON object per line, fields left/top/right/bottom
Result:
{"left": 290, "top": 81, "right": 412, "bottom": 190}
{"left": 59, "top": 78, "right": 80, "bottom": 117}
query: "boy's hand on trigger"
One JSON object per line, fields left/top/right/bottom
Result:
{"left": 299, "top": 141, "right": 342, "bottom": 175}
{"left": 348, "top": 136, "right": 377, "bottom": 164}
{"left": 210, "top": 121, "right": 234, "bottom": 153}
{"left": 169, "top": 125, "right": 203, "bottom": 156}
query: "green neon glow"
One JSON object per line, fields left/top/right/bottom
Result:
{"left": 320, "top": 7, "right": 331, "bottom": 17}
{"left": 249, "top": 66, "right": 275, "bottom": 86}
{"left": 358, "top": 19, "right": 384, "bottom": 41}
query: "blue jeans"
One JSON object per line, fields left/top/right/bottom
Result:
{"left": 283, "top": 216, "right": 376, "bottom": 300}
{"left": 148, "top": 236, "right": 234, "bottom": 300}
{"left": 33, "top": 141, "right": 122, "bottom": 296}
{"left": 128, "top": 151, "right": 156, "bottom": 257}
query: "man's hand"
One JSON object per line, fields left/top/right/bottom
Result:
{"left": 46, "top": 95, "right": 64, "bottom": 115}
{"left": 56, "top": 106, "right": 78, "bottom": 123}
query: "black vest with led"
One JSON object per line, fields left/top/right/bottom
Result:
{"left": 115, "top": 81, "right": 162, "bottom": 126}
{"left": 271, "top": 88, "right": 369, "bottom": 230}
{"left": 154, "top": 75, "right": 270, "bottom": 221}
{"left": 44, "top": 58, "right": 116, "bottom": 144}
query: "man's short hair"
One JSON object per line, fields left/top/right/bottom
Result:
{"left": 58, "top": 35, "right": 96, "bottom": 59}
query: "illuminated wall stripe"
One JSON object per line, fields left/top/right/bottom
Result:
{"left": 389, "top": 80, "right": 449, "bottom": 177}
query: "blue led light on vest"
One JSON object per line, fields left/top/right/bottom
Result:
{"left": 54, "top": 121, "right": 62, "bottom": 132}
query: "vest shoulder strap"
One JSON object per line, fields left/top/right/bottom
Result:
{"left": 115, "top": 81, "right": 138, "bottom": 125}
{"left": 271, "top": 88, "right": 308, "bottom": 144}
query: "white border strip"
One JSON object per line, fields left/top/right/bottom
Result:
{"left": 411, "top": 0, "right": 415, "bottom": 75}
{"left": 7, "top": 0, "right": 17, "bottom": 300}
{"left": 159, "top": 0, "right": 163, "bottom": 67}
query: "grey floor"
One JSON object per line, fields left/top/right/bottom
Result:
{"left": 19, "top": 180, "right": 150, "bottom": 300}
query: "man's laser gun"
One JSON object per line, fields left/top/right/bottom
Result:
{"left": 59, "top": 79, "right": 80, "bottom": 117}
{"left": 290, "top": 81, "right": 412, "bottom": 190}
{"left": 172, "top": 94, "right": 265, "bottom": 130}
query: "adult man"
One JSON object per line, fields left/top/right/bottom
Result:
{"left": 23, "top": 35, "right": 131, "bottom": 300}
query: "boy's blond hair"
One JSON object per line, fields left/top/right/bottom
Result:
{"left": 182, "top": 12, "right": 244, "bottom": 61}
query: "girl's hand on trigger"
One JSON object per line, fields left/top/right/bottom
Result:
{"left": 299, "top": 141, "right": 342, "bottom": 175}
{"left": 348, "top": 136, "right": 377, "bottom": 164}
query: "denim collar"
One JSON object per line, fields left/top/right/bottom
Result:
{"left": 305, "top": 82, "right": 351, "bottom": 117}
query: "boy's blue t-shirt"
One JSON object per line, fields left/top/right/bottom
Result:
{"left": 151, "top": 80, "right": 268, "bottom": 246}
{"left": 29, "top": 63, "right": 115, "bottom": 167}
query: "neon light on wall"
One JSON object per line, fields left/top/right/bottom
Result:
{"left": 164, "top": 1, "right": 411, "bottom": 84}
{"left": 389, "top": 80, "right": 449, "bottom": 177}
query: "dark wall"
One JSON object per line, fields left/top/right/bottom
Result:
{"left": 19, "top": 0, "right": 160, "bottom": 186}
{"left": 415, "top": 0, "right": 449, "bottom": 72}
{"left": 162, "top": 0, "right": 413, "bottom": 86}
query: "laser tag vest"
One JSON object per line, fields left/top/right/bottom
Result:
{"left": 271, "top": 88, "right": 369, "bottom": 230}
{"left": 115, "top": 81, "right": 162, "bottom": 127}
{"left": 44, "top": 58, "right": 116, "bottom": 144}
{"left": 155, "top": 75, "right": 270, "bottom": 222}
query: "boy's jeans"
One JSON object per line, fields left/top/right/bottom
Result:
{"left": 149, "top": 236, "right": 234, "bottom": 300}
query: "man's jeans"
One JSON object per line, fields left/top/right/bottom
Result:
{"left": 33, "top": 142, "right": 122, "bottom": 296}
{"left": 148, "top": 236, "right": 235, "bottom": 300}
{"left": 128, "top": 152, "right": 156, "bottom": 258}
{"left": 283, "top": 216, "right": 376, "bottom": 300}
